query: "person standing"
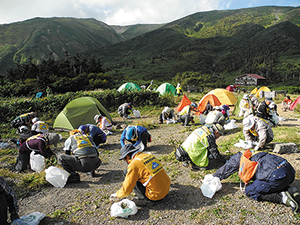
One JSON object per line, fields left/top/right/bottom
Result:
{"left": 110, "top": 144, "right": 170, "bottom": 206}
{"left": 58, "top": 129, "right": 101, "bottom": 180}
{"left": 176, "top": 83, "right": 182, "bottom": 97}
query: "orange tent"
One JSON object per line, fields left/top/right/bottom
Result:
{"left": 176, "top": 95, "right": 191, "bottom": 112}
{"left": 196, "top": 93, "right": 221, "bottom": 115}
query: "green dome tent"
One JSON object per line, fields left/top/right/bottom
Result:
{"left": 117, "top": 82, "right": 141, "bottom": 92}
{"left": 156, "top": 83, "right": 176, "bottom": 96}
{"left": 53, "top": 97, "right": 112, "bottom": 131}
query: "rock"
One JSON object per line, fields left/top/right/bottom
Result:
{"left": 273, "top": 143, "right": 298, "bottom": 154}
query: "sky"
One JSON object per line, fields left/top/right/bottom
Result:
{"left": 0, "top": 0, "right": 299, "bottom": 26}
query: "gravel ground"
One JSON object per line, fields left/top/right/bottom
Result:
{"left": 12, "top": 106, "right": 300, "bottom": 224}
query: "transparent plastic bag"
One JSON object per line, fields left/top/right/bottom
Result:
{"left": 45, "top": 166, "right": 69, "bottom": 188}
{"left": 30, "top": 151, "right": 45, "bottom": 173}
{"left": 110, "top": 199, "right": 138, "bottom": 218}
{"left": 200, "top": 174, "right": 222, "bottom": 198}
{"left": 133, "top": 109, "right": 141, "bottom": 118}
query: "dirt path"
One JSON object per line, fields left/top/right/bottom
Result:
{"left": 17, "top": 103, "right": 300, "bottom": 225}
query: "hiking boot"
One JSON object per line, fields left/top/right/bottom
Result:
{"left": 133, "top": 198, "right": 155, "bottom": 207}
{"left": 288, "top": 186, "right": 300, "bottom": 213}
{"left": 85, "top": 171, "right": 96, "bottom": 178}
{"left": 67, "top": 173, "right": 80, "bottom": 184}
{"left": 182, "top": 161, "right": 189, "bottom": 167}
{"left": 191, "top": 164, "right": 207, "bottom": 171}
{"left": 281, "top": 191, "right": 298, "bottom": 212}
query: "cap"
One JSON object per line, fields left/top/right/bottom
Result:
{"left": 20, "top": 125, "right": 28, "bottom": 132}
{"left": 243, "top": 94, "right": 249, "bottom": 99}
{"left": 212, "top": 124, "right": 225, "bottom": 135}
{"left": 243, "top": 117, "right": 255, "bottom": 130}
{"left": 78, "top": 125, "right": 87, "bottom": 134}
{"left": 119, "top": 144, "right": 139, "bottom": 160}
{"left": 94, "top": 114, "right": 101, "bottom": 123}
{"left": 47, "top": 133, "right": 62, "bottom": 147}
{"left": 125, "top": 127, "right": 135, "bottom": 140}
{"left": 222, "top": 105, "right": 229, "bottom": 110}
{"left": 191, "top": 102, "right": 198, "bottom": 108}
{"left": 32, "top": 117, "right": 39, "bottom": 123}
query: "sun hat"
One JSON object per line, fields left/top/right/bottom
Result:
{"left": 243, "top": 117, "right": 255, "bottom": 130}
{"left": 119, "top": 144, "right": 139, "bottom": 160}
{"left": 20, "top": 126, "right": 28, "bottom": 132}
{"left": 32, "top": 117, "right": 39, "bottom": 123}
{"left": 243, "top": 94, "right": 249, "bottom": 99}
{"left": 47, "top": 133, "right": 62, "bottom": 147}
{"left": 212, "top": 124, "right": 225, "bottom": 135}
{"left": 94, "top": 114, "right": 101, "bottom": 123}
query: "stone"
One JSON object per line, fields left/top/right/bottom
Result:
{"left": 273, "top": 143, "right": 298, "bottom": 154}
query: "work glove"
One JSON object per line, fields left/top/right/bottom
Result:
{"left": 11, "top": 219, "right": 27, "bottom": 225}
{"left": 254, "top": 145, "right": 260, "bottom": 151}
{"left": 110, "top": 193, "right": 118, "bottom": 201}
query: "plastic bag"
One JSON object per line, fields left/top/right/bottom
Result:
{"left": 111, "top": 199, "right": 138, "bottom": 218}
{"left": 200, "top": 174, "right": 222, "bottom": 198}
{"left": 45, "top": 166, "right": 69, "bottom": 188}
{"left": 30, "top": 151, "right": 45, "bottom": 173}
{"left": 133, "top": 109, "right": 141, "bottom": 118}
{"left": 166, "top": 119, "right": 176, "bottom": 124}
{"left": 0, "top": 142, "right": 8, "bottom": 149}
{"left": 19, "top": 212, "right": 46, "bottom": 225}
{"left": 199, "top": 114, "right": 206, "bottom": 125}
{"left": 234, "top": 139, "right": 257, "bottom": 149}
{"left": 224, "top": 119, "right": 239, "bottom": 130}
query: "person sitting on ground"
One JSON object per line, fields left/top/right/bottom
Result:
{"left": 31, "top": 117, "right": 49, "bottom": 134}
{"left": 110, "top": 144, "right": 170, "bottom": 206}
{"left": 205, "top": 106, "right": 226, "bottom": 126}
{"left": 249, "top": 94, "right": 260, "bottom": 112}
{"left": 175, "top": 123, "right": 226, "bottom": 170}
{"left": 212, "top": 150, "right": 300, "bottom": 213}
{"left": 11, "top": 112, "right": 36, "bottom": 133}
{"left": 0, "top": 176, "right": 26, "bottom": 225}
{"left": 202, "top": 101, "right": 213, "bottom": 116}
{"left": 177, "top": 102, "right": 199, "bottom": 127}
{"left": 243, "top": 116, "right": 274, "bottom": 151}
{"left": 58, "top": 129, "right": 101, "bottom": 181}
{"left": 14, "top": 133, "right": 61, "bottom": 172}
{"left": 256, "top": 97, "right": 274, "bottom": 126}
{"left": 282, "top": 96, "right": 293, "bottom": 111}
{"left": 159, "top": 107, "right": 176, "bottom": 124}
{"left": 120, "top": 126, "right": 151, "bottom": 151}
{"left": 94, "top": 114, "right": 113, "bottom": 135}
{"left": 118, "top": 102, "right": 133, "bottom": 119}
{"left": 11, "top": 126, "right": 42, "bottom": 147}
{"left": 239, "top": 94, "right": 252, "bottom": 118}
{"left": 78, "top": 124, "right": 107, "bottom": 147}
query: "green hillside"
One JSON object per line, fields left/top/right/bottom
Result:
{"left": 86, "top": 6, "right": 300, "bottom": 84}
{"left": 0, "top": 17, "right": 124, "bottom": 75}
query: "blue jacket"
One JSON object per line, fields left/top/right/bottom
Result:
{"left": 86, "top": 124, "right": 104, "bottom": 138}
{"left": 214, "top": 151, "right": 290, "bottom": 182}
{"left": 120, "top": 126, "right": 148, "bottom": 147}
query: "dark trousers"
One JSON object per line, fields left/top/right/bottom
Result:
{"left": 58, "top": 154, "right": 101, "bottom": 174}
{"left": 178, "top": 114, "right": 190, "bottom": 126}
{"left": 93, "top": 133, "right": 107, "bottom": 146}
{"left": 123, "top": 169, "right": 149, "bottom": 200}
{"left": 15, "top": 151, "right": 30, "bottom": 172}
{"left": 0, "top": 194, "right": 9, "bottom": 225}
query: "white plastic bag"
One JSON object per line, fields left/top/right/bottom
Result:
{"left": 200, "top": 174, "right": 222, "bottom": 198}
{"left": 199, "top": 114, "right": 206, "bottom": 125}
{"left": 45, "top": 166, "right": 69, "bottom": 188}
{"left": 110, "top": 199, "right": 138, "bottom": 218}
{"left": 224, "top": 119, "right": 239, "bottom": 130}
{"left": 133, "top": 109, "right": 141, "bottom": 118}
{"left": 19, "top": 212, "right": 46, "bottom": 225}
{"left": 233, "top": 139, "right": 257, "bottom": 149}
{"left": 166, "top": 119, "right": 176, "bottom": 124}
{"left": 30, "top": 151, "right": 45, "bottom": 173}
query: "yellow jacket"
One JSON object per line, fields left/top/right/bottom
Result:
{"left": 116, "top": 152, "right": 170, "bottom": 201}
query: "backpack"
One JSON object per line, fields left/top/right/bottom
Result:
{"left": 238, "top": 149, "right": 258, "bottom": 185}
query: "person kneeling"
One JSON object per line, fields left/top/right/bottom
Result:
{"left": 110, "top": 144, "right": 170, "bottom": 206}
{"left": 58, "top": 129, "right": 101, "bottom": 182}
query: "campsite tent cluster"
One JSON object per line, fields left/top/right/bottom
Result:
{"left": 117, "top": 82, "right": 177, "bottom": 96}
